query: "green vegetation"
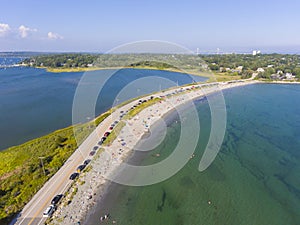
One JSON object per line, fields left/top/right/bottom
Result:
{"left": 22, "top": 53, "right": 97, "bottom": 68}
{"left": 124, "top": 98, "right": 162, "bottom": 120}
{"left": 0, "top": 112, "right": 111, "bottom": 221}
{"left": 103, "top": 121, "right": 126, "bottom": 146}
{"left": 22, "top": 53, "right": 300, "bottom": 81}
{"left": 201, "top": 54, "right": 300, "bottom": 80}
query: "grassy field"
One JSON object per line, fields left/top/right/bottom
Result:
{"left": 0, "top": 112, "right": 111, "bottom": 222}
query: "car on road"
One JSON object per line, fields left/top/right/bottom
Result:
{"left": 84, "top": 159, "right": 91, "bottom": 165}
{"left": 43, "top": 205, "right": 55, "bottom": 217}
{"left": 77, "top": 164, "right": 86, "bottom": 172}
{"left": 69, "top": 172, "right": 79, "bottom": 180}
{"left": 93, "top": 146, "right": 99, "bottom": 150}
{"left": 101, "top": 137, "right": 106, "bottom": 142}
{"left": 104, "top": 132, "right": 110, "bottom": 137}
{"left": 89, "top": 151, "right": 96, "bottom": 156}
{"left": 98, "top": 140, "right": 103, "bottom": 145}
{"left": 109, "top": 126, "right": 113, "bottom": 130}
{"left": 51, "top": 194, "right": 63, "bottom": 205}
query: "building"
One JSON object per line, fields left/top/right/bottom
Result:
{"left": 285, "top": 73, "right": 295, "bottom": 80}
{"left": 252, "top": 50, "right": 261, "bottom": 56}
{"left": 257, "top": 68, "right": 265, "bottom": 73}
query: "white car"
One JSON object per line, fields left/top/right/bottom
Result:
{"left": 43, "top": 205, "right": 55, "bottom": 217}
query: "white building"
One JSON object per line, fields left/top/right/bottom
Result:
{"left": 285, "top": 73, "right": 295, "bottom": 80}
{"left": 257, "top": 68, "right": 265, "bottom": 73}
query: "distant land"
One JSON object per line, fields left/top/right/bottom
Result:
{"left": 16, "top": 53, "right": 300, "bottom": 82}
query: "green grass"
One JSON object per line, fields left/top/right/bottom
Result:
{"left": 0, "top": 112, "right": 111, "bottom": 221}
{"left": 103, "top": 121, "right": 126, "bottom": 146}
{"left": 124, "top": 98, "right": 162, "bottom": 120}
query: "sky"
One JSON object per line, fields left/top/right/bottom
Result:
{"left": 0, "top": 0, "right": 300, "bottom": 53}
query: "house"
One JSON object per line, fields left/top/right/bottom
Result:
{"left": 257, "top": 68, "right": 265, "bottom": 73}
{"left": 270, "top": 74, "right": 282, "bottom": 80}
{"left": 236, "top": 66, "right": 243, "bottom": 73}
{"left": 285, "top": 73, "right": 295, "bottom": 80}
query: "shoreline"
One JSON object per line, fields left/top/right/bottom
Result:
{"left": 49, "top": 79, "right": 258, "bottom": 224}
{"left": 11, "top": 79, "right": 300, "bottom": 224}
{"left": 24, "top": 65, "right": 212, "bottom": 78}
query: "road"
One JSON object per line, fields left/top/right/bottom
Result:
{"left": 14, "top": 97, "right": 147, "bottom": 225}
{"left": 15, "top": 80, "right": 236, "bottom": 225}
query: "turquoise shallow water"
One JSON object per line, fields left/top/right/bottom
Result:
{"left": 86, "top": 84, "right": 300, "bottom": 225}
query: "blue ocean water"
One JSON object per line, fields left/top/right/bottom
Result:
{"left": 0, "top": 57, "right": 22, "bottom": 67}
{"left": 0, "top": 66, "right": 205, "bottom": 150}
{"left": 85, "top": 83, "right": 300, "bottom": 225}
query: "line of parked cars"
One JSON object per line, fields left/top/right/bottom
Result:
{"left": 43, "top": 99, "right": 156, "bottom": 218}
{"left": 43, "top": 194, "right": 64, "bottom": 217}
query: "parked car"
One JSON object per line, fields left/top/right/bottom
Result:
{"left": 98, "top": 140, "right": 103, "bottom": 145}
{"left": 93, "top": 146, "right": 99, "bottom": 150}
{"left": 77, "top": 165, "right": 86, "bottom": 172}
{"left": 43, "top": 205, "right": 55, "bottom": 217}
{"left": 89, "top": 151, "right": 96, "bottom": 156}
{"left": 51, "top": 194, "right": 63, "bottom": 205}
{"left": 69, "top": 172, "right": 79, "bottom": 180}
{"left": 83, "top": 159, "right": 91, "bottom": 165}
{"left": 104, "top": 132, "right": 110, "bottom": 137}
{"left": 109, "top": 126, "right": 113, "bottom": 130}
{"left": 101, "top": 137, "right": 106, "bottom": 142}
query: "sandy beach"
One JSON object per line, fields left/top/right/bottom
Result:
{"left": 48, "top": 79, "right": 258, "bottom": 225}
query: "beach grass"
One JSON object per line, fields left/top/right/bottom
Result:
{"left": 0, "top": 112, "right": 111, "bottom": 221}
{"left": 124, "top": 98, "right": 162, "bottom": 120}
{"left": 103, "top": 121, "right": 126, "bottom": 146}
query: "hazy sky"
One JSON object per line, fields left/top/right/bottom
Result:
{"left": 0, "top": 0, "right": 299, "bottom": 53}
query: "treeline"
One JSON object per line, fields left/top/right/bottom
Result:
{"left": 22, "top": 53, "right": 300, "bottom": 79}
{"left": 22, "top": 53, "right": 98, "bottom": 68}
{"left": 201, "top": 54, "right": 300, "bottom": 78}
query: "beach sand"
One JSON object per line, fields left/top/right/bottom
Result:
{"left": 49, "top": 79, "right": 258, "bottom": 225}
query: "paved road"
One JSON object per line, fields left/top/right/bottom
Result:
{"left": 14, "top": 97, "right": 147, "bottom": 225}
{"left": 15, "top": 81, "right": 229, "bottom": 225}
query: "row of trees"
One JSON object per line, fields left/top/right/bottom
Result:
{"left": 22, "top": 53, "right": 300, "bottom": 79}
{"left": 22, "top": 54, "right": 98, "bottom": 68}
{"left": 201, "top": 54, "right": 300, "bottom": 78}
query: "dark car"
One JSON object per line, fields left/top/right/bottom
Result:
{"left": 51, "top": 194, "right": 63, "bottom": 205}
{"left": 109, "top": 126, "right": 113, "bottom": 130}
{"left": 98, "top": 140, "right": 103, "bottom": 145}
{"left": 101, "top": 137, "right": 106, "bottom": 142}
{"left": 89, "top": 151, "right": 96, "bottom": 156}
{"left": 93, "top": 146, "right": 99, "bottom": 150}
{"left": 69, "top": 172, "right": 79, "bottom": 180}
{"left": 114, "top": 121, "right": 118, "bottom": 125}
{"left": 104, "top": 132, "right": 110, "bottom": 137}
{"left": 77, "top": 164, "right": 86, "bottom": 172}
{"left": 83, "top": 159, "right": 91, "bottom": 165}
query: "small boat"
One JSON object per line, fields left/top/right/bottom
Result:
{"left": 100, "top": 214, "right": 110, "bottom": 221}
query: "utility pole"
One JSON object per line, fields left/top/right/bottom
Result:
{"left": 39, "top": 157, "right": 46, "bottom": 176}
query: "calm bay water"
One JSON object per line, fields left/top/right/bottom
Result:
{"left": 0, "top": 66, "right": 205, "bottom": 150}
{"left": 85, "top": 84, "right": 300, "bottom": 225}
